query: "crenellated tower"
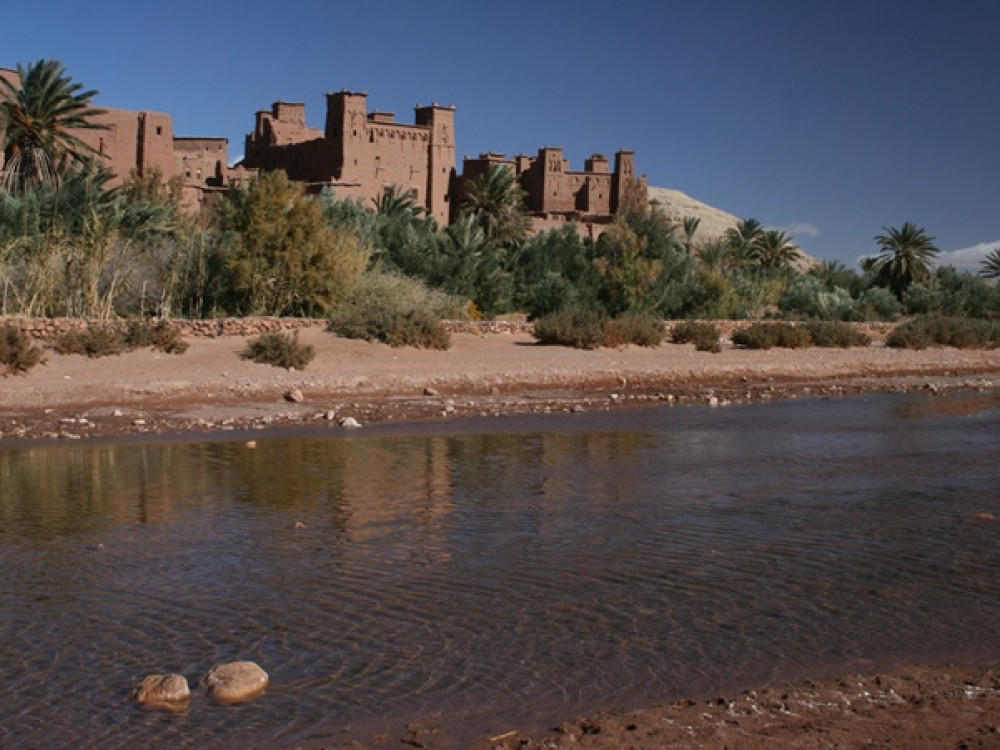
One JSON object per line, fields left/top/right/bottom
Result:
{"left": 415, "top": 103, "right": 456, "bottom": 225}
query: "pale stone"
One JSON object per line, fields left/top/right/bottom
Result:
{"left": 284, "top": 388, "right": 304, "bottom": 403}
{"left": 424, "top": 387, "right": 440, "bottom": 397}
{"left": 133, "top": 673, "right": 190, "bottom": 706}
{"left": 340, "top": 416, "right": 361, "bottom": 428}
{"left": 201, "top": 661, "right": 269, "bottom": 703}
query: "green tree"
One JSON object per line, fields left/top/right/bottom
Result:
{"left": 0, "top": 59, "right": 107, "bottom": 193}
{"left": 723, "top": 217, "right": 765, "bottom": 268}
{"left": 681, "top": 216, "right": 701, "bottom": 255}
{"left": 213, "top": 171, "right": 369, "bottom": 316}
{"left": 980, "top": 246, "right": 1000, "bottom": 280}
{"left": 462, "top": 164, "right": 531, "bottom": 247}
{"left": 872, "top": 222, "right": 939, "bottom": 299}
{"left": 751, "top": 229, "right": 799, "bottom": 272}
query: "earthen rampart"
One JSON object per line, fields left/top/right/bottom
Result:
{"left": 4, "top": 65, "right": 646, "bottom": 233}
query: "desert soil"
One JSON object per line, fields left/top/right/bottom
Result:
{"left": 2, "top": 325, "right": 999, "bottom": 441}
{"left": 3, "top": 326, "right": 1000, "bottom": 748}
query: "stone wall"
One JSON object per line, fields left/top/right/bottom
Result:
{"left": 4, "top": 317, "right": 535, "bottom": 341}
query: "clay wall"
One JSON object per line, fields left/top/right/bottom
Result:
{"left": 457, "top": 146, "right": 644, "bottom": 232}
{"left": 174, "top": 137, "right": 227, "bottom": 187}
{"left": 0, "top": 67, "right": 17, "bottom": 170}
{"left": 245, "top": 91, "right": 455, "bottom": 223}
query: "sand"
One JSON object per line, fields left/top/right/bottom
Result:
{"left": 2, "top": 324, "right": 999, "bottom": 441}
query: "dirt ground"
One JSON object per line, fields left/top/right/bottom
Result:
{"left": 319, "top": 664, "right": 1000, "bottom": 750}
{"left": 1, "top": 325, "right": 999, "bottom": 442}
{"left": 3, "top": 327, "right": 1000, "bottom": 748}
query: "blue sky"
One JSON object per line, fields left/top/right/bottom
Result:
{"left": 4, "top": 0, "right": 998, "bottom": 269}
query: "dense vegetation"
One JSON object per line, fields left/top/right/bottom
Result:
{"left": 2, "top": 59, "right": 999, "bottom": 352}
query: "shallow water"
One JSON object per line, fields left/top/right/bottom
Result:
{"left": 1, "top": 393, "right": 999, "bottom": 748}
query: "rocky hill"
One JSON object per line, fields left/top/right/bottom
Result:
{"left": 648, "top": 186, "right": 818, "bottom": 269}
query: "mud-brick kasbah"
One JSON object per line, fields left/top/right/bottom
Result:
{"left": 0, "top": 66, "right": 646, "bottom": 235}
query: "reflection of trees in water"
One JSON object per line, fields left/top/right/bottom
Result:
{"left": 0, "top": 429, "right": 658, "bottom": 546}
{"left": 0, "top": 442, "right": 213, "bottom": 538}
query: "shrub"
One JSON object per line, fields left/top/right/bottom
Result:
{"left": 604, "top": 313, "right": 666, "bottom": 348}
{"left": 327, "top": 270, "right": 457, "bottom": 349}
{"left": 331, "top": 307, "right": 450, "bottom": 349}
{"left": 123, "top": 320, "right": 189, "bottom": 354}
{"left": 887, "top": 316, "right": 1000, "bottom": 350}
{"left": 50, "top": 320, "right": 188, "bottom": 357}
{"left": 242, "top": 331, "right": 315, "bottom": 369}
{"left": 802, "top": 321, "right": 871, "bottom": 348}
{"left": 532, "top": 307, "right": 609, "bottom": 349}
{"left": 670, "top": 321, "right": 721, "bottom": 353}
{"left": 51, "top": 325, "right": 128, "bottom": 357}
{"left": 0, "top": 324, "right": 45, "bottom": 376}
{"left": 732, "top": 322, "right": 812, "bottom": 349}
{"left": 852, "top": 287, "right": 903, "bottom": 321}
{"left": 533, "top": 309, "right": 665, "bottom": 349}
{"left": 779, "top": 276, "right": 856, "bottom": 320}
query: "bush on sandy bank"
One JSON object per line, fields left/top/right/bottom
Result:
{"left": 50, "top": 320, "right": 188, "bottom": 357}
{"left": 733, "top": 321, "right": 872, "bottom": 350}
{"left": 886, "top": 316, "right": 1000, "bottom": 350}
{"left": 1, "top": 323, "right": 45, "bottom": 376}
{"left": 802, "top": 320, "right": 872, "bottom": 348}
{"left": 732, "top": 322, "right": 812, "bottom": 350}
{"left": 532, "top": 308, "right": 665, "bottom": 349}
{"left": 327, "top": 271, "right": 459, "bottom": 349}
{"left": 670, "top": 321, "right": 722, "bottom": 353}
{"left": 242, "top": 331, "right": 315, "bottom": 369}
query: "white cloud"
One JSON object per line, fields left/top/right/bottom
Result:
{"left": 937, "top": 240, "right": 1000, "bottom": 272}
{"left": 767, "top": 221, "right": 821, "bottom": 240}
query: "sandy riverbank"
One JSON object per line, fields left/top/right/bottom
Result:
{"left": 1, "top": 324, "right": 999, "bottom": 441}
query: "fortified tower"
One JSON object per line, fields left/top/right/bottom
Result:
{"left": 325, "top": 90, "right": 370, "bottom": 184}
{"left": 415, "top": 103, "right": 456, "bottom": 225}
{"left": 611, "top": 150, "right": 636, "bottom": 213}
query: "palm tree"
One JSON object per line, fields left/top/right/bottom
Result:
{"left": 462, "top": 164, "right": 531, "bottom": 246}
{"left": 979, "top": 246, "right": 1000, "bottom": 280}
{"left": 723, "top": 217, "right": 765, "bottom": 268}
{"left": 872, "top": 222, "right": 939, "bottom": 299}
{"left": 681, "top": 216, "right": 700, "bottom": 255}
{"left": 751, "top": 229, "right": 799, "bottom": 271}
{"left": 0, "top": 59, "right": 107, "bottom": 193}
{"left": 373, "top": 184, "right": 425, "bottom": 222}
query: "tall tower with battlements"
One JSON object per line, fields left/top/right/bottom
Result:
{"left": 415, "top": 104, "right": 456, "bottom": 225}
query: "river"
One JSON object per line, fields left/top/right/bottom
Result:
{"left": 1, "top": 392, "right": 998, "bottom": 748}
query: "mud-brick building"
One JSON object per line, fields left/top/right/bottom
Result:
{"left": 456, "top": 148, "right": 647, "bottom": 236}
{"left": 241, "top": 91, "right": 456, "bottom": 226}
{"left": 0, "top": 66, "right": 228, "bottom": 210}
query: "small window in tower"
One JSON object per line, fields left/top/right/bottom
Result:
{"left": 156, "top": 126, "right": 162, "bottom": 135}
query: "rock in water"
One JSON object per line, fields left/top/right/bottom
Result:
{"left": 133, "top": 674, "right": 190, "bottom": 707}
{"left": 201, "top": 661, "right": 269, "bottom": 703}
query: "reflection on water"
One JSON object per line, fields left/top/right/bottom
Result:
{"left": 1, "top": 392, "right": 999, "bottom": 748}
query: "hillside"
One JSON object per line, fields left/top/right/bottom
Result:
{"left": 648, "top": 186, "right": 818, "bottom": 269}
